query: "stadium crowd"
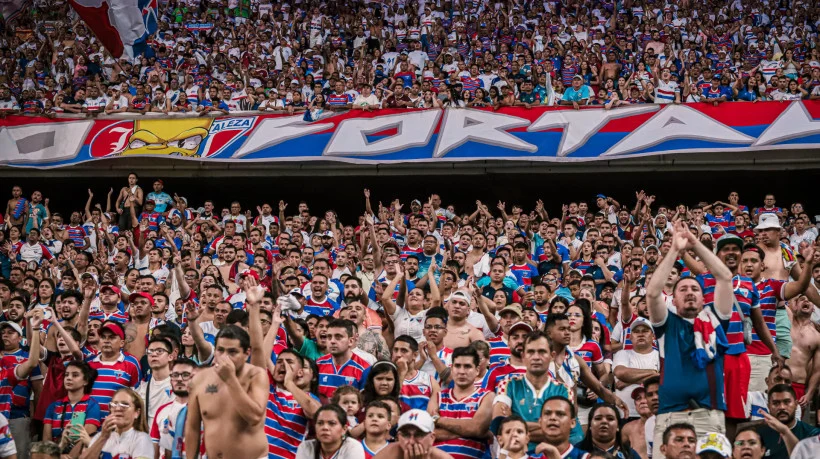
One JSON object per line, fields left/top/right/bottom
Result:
{"left": 0, "top": 178, "right": 818, "bottom": 459}
{"left": 1, "top": 0, "right": 820, "bottom": 116}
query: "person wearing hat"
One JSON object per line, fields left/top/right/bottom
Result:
{"left": 486, "top": 304, "right": 523, "bottom": 368}
{"left": 560, "top": 73, "right": 591, "bottom": 109}
{"left": 696, "top": 432, "right": 732, "bottom": 459}
{"left": 740, "top": 243, "right": 814, "bottom": 393}
{"left": 441, "top": 290, "right": 485, "bottom": 350}
{"left": 681, "top": 233, "right": 774, "bottom": 429}
{"left": 613, "top": 316, "right": 660, "bottom": 419}
{"left": 87, "top": 321, "right": 141, "bottom": 416}
{"left": 485, "top": 320, "right": 531, "bottom": 392}
{"left": 372, "top": 409, "right": 453, "bottom": 459}
{"left": 0, "top": 308, "right": 44, "bottom": 459}
{"left": 753, "top": 213, "right": 795, "bottom": 281}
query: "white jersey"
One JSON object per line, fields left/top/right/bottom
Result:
{"left": 0, "top": 414, "right": 16, "bottom": 458}
{"left": 151, "top": 399, "right": 187, "bottom": 453}
{"left": 83, "top": 96, "right": 108, "bottom": 112}
{"left": 89, "top": 427, "right": 154, "bottom": 459}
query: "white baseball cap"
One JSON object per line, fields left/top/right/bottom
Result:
{"left": 398, "top": 409, "right": 435, "bottom": 433}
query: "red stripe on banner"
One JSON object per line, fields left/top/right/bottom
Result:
{"left": 69, "top": 0, "right": 125, "bottom": 58}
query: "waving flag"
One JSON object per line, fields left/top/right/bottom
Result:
{"left": 0, "top": 0, "right": 29, "bottom": 24}
{"left": 68, "top": 0, "right": 157, "bottom": 58}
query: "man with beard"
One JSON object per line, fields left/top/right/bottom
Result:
{"left": 339, "top": 300, "right": 388, "bottom": 361}
{"left": 485, "top": 321, "right": 530, "bottom": 391}
{"left": 644, "top": 245, "right": 660, "bottom": 270}
{"left": 787, "top": 294, "right": 820, "bottom": 408}
{"left": 466, "top": 232, "right": 489, "bottom": 277}
{"left": 532, "top": 284, "right": 552, "bottom": 320}
{"left": 684, "top": 234, "right": 776, "bottom": 431}
{"left": 739, "top": 244, "right": 813, "bottom": 393}
{"left": 151, "top": 358, "right": 197, "bottom": 459}
{"left": 401, "top": 228, "right": 424, "bottom": 262}
{"left": 647, "top": 222, "right": 733, "bottom": 458}
{"left": 124, "top": 292, "right": 155, "bottom": 360}
{"left": 418, "top": 235, "right": 444, "bottom": 279}
{"left": 755, "top": 384, "right": 820, "bottom": 459}
{"left": 89, "top": 283, "right": 128, "bottom": 324}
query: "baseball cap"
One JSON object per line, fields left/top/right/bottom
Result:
{"left": 0, "top": 322, "right": 23, "bottom": 335}
{"left": 145, "top": 199, "right": 156, "bottom": 205}
{"left": 100, "top": 284, "right": 121, "bottom": 296}
{"left": 696, "top": 433, "right": 731, "bottom": 458}
{"left": 100, "top": 322, "right": 125, "bottom": 340}
{"left": 398, "top": 409, "right": 435, "bottom": 433}
{"left": 288, "top": 287, "right": 304, "bottom": 297}
{"left": 129, "top": 292, "right": 155, "bottom": 306}
{"left": 236, "top": 269, "right": 260, "bottom": 284}
{"left": 630, "top": 386, "right": 646, "bottom": 400}
{"left": 446, "top": 290, "right": 471, "bottom": 304}
{"left": 644, "top": 245, "right": 659, "bottom": 252}
{"left": 321, "top": 230, "right": 334, "bottom": 238}
{"left": 499, "top": 304, "right": 523, "bottom": 319}
{"left": 509, "top": 321, "right": 533, "bottom": 334}
{"left": 81, "top": 272, "right": 99, "bottom": 284}
{"left": 572, "top": 74, "right": 583, "bottom": 80}
{"left": 714, "top": 234, "right": 743, "bottom": 254}
{"left": 630, "top": 317, "right": 653, "bottom": 332}
{"left": 596, "top": 194, "right": 607, "bottom": 199}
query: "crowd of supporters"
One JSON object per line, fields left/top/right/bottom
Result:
{"left": 0, "top": 177, "right": 818, "bottom": 459}
{"left": 1, "top": 0, "right": 820, "bottom": 116}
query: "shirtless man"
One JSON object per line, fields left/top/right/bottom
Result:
{"left": 185, "top": 324, "right": 268, "bottom": 459}
{"left": 622, "top": 386, "right": 652, "bottom": 459}
{"left": 124, "top": 292, "right": 153, "bottom": 360}
{"left": 755, "top": 214, "right": 798, "bottom": 281}
{"left": 787, "top": 294, "right": 820, "bottom": 409}
{"left": 599, "top": 50, "right": 621, "bottom": 82}
{"left": 5, "top": 185, "right": 27, "bottom": 229}
{"left": 442, "top": 290, "right": 484, "bottom": 349}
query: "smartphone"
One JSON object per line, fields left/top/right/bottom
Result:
{"left": 67, "top": 411, "right": 86, "bottom": 439}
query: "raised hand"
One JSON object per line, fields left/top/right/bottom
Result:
{"left": 497, "top": 201, "right": 506, "bottom": 211}
{"left": 185, "top": 302, "right": 201, "bottom": 322}
{"left": 363, "top": 188, "right": 370, "bottom": 199}
{"left": 279, "top": 200, "right": 287, "bottom": 212}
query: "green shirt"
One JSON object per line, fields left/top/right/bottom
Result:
{"left": 497, "top": 374, "right": 571, "bottom": 453}
{"left": 757, "top": 420, "right": 820, "bottom": 459}
{"left": 298, "top": 338, "right": 322, "bottom": 361}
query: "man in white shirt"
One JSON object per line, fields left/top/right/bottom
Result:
{"left": 613, "top": 317, "right": 660, "bottom": 419}
{"left": 352, "top": 84, "right": 379, "bottom": 111}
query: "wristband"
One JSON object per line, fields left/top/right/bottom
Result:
{"left": 32, "top": 327, "right": 42, "bottom": 332}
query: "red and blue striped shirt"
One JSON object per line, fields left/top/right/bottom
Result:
{"left": 316, "top": 353, "right": 370, "bottom": 400}
{"left": 399, "top": 370, "right": 434, "bottom": 412}
{"left": 749, "top": 279, "right": 785, "bottom": 356}
{"left": 265, "top": 376, "right": 318, "bottom": 459}
{"left": 698, "top": 272, "right": 760, "bottom": 355}
{"left": 87, "top": 353, "right": 141, "bottom": 415}
{"left": 44, "top": 395, "right": 102, "bottom": 439}
{"left": 434, "top": 387, "right": 491, "bottom": 459}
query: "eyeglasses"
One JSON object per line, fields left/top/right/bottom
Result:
{"left": 146, "top": 348, "right": 169, "bottom": 356}
{"left": 170, "top": 372, "right": 193, "bottom": 380}
{"left": 734, "top": 440, "right": 760, "bottom": 447}
{"left": 109, "top": 401, "right": 132, "bottom": 409}
{"left": 424, "top": 325, "right": 446, "bottom": 330}
{"left": 543, "top": 278, "right": 557, "bottom": 283}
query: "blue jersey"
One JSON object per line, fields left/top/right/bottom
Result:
{"left": 654, "top": 313, "right": 727, "bottom": 414}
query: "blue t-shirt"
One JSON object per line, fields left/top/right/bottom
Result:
{"left": 654, "top": 312, "right": 728, "bottom": 414}
{"left": 146, "top": 191, "right": 174, "bottom": 213}
{"left": 562, "top": 85, "right": 591, "bottom": 102}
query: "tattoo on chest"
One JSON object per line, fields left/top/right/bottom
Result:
{"left": 205, "top": 384, "right": 219, "bottom": 394}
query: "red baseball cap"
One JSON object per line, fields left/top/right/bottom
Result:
{"left": 129, "top": 292, "right": 155, "bottom": 306}
{"left": 100, "top": 322, "right": 125, "bottom": 340}
{"left": 100, "top": 285, "right": 121, "bottom": 296}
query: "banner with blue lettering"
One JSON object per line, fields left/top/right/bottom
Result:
{"left": 1, "top": 101, "right": 819, "bottom": 168}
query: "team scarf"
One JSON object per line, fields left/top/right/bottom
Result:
{"left": 691, "top": 308, "right": 727, "bottom": 369}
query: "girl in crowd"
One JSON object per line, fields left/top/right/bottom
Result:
{"left": 295, "top": 404, "right": 365, "bottom": 459}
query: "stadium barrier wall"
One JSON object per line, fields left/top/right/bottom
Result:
{"left": 1, "top": 101, "right": 819, "bottom": 169}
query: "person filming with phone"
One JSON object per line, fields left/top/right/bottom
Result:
{"left": 42, "top": 360, "right": 102, "bottom": 456}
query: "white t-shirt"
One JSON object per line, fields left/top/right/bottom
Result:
{"left": 0, "top": 414, "right": 16, "bottom": 457}
{"left": 613, "top": 348, "right": 660, "bottom": 418}
{"left": 296, "top": 438, "right": 365, "bottom": 459}
{"left": 89, "top": 428, "right": 154, "bottom": 459}
{"left": 353, "top": 94, "right": 379, "bottom": 107}
{"left": 792, "top": 435, "right": 820, "bottom": 459}
{"left": 137, "top": 375, "right": 173, "bottom": 428}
